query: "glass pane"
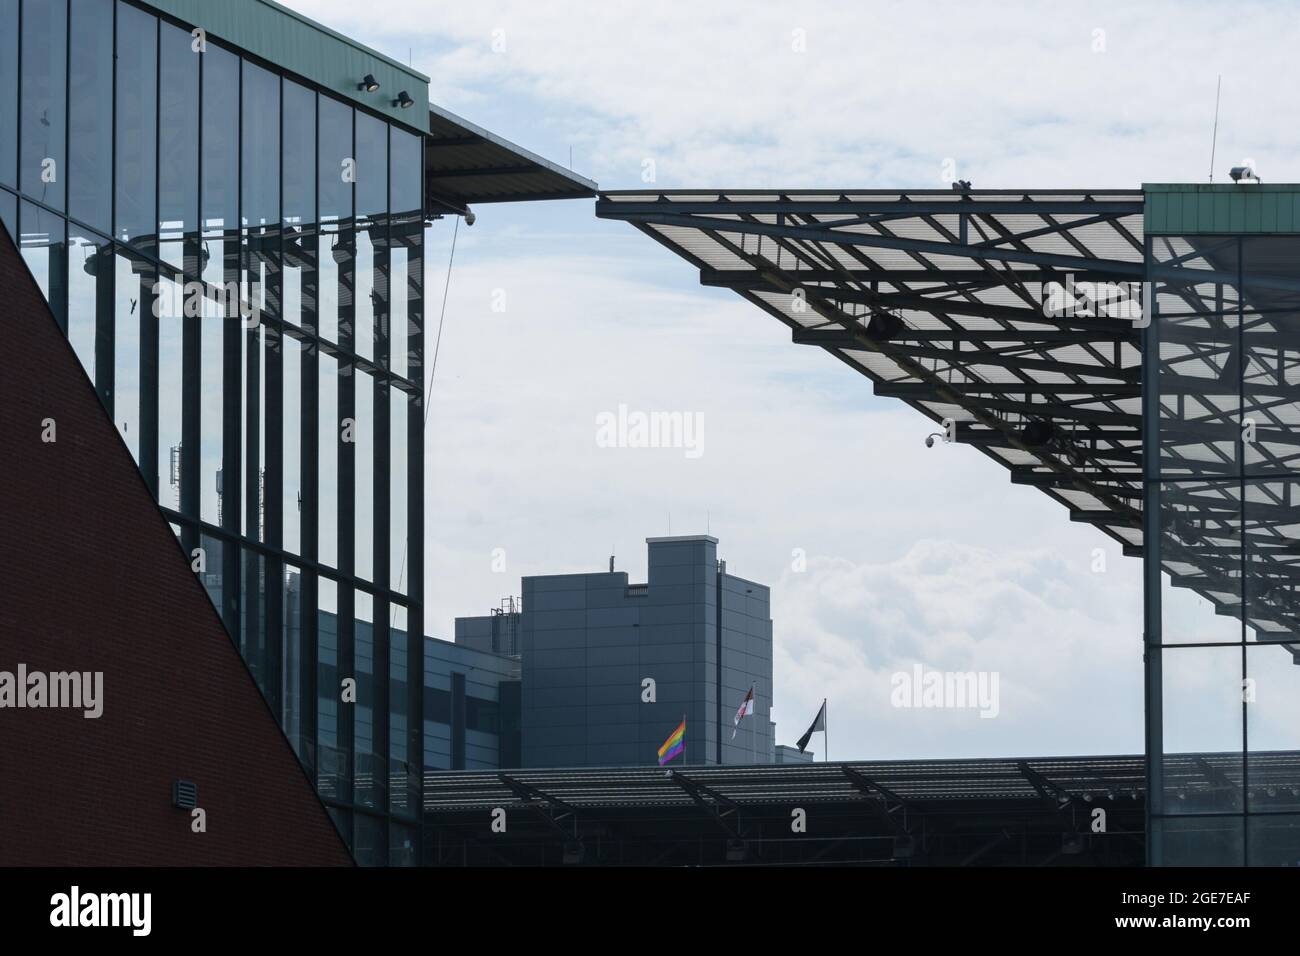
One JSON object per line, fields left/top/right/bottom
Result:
{"left": 1241, "top": 237, "right": 1300, "bottom": 478}
{"left": 390, "top": 387, "right": 407, "bottom": 593}
{"left": 353, "top": 813, "right": 383, "bottom": 867}
{"left": 200, "top": 240, "right": 226, "bottom": 525}
{"left": 318, "top": 95, "right": 352, "bottom": 222}
{"left": 0, "top": 0, "right": 17, "bottom": 188}
{"left": 19, "top": 200, "right": 66, "bottom": 328}
{"left": 318, "top": 223, "right": 342, "bottom": 344}
{"left": 317, "top": 576, "right": 342, "bottom": 797}
{"left": 156, "top": 262, "right": 185, "bottom": 510}
{"left": 1155, "top": 815, "right": 1244, "bottom": 867}
{"left": 20, "top": 0, "right": 67, "bottom": 210}
{"left": 158, "top": 22, "right": 199, "bottom": 239}
{"left": 241, "top": 322, "right": 267, "bottom": 539}
{"left": 67, "top": 227, "right": 107, "bottom": 382}
{"left": 69, "top": 0, "right": 114, "bottom": 233}
{"left": 0, "top": 191, "right": 15, "bottom": 239}
{"left": 198, "top": 532, "right": 225, "bottom": 615}
{"left": 389, "top": 820, "right": 416, "bottom": 867}
{"left": 283, "top": 80, "right": 316, "bottom": 227}
{"left": 241, "top": 548, "right": 269, "bottom": 696}
{"left": 284, "top": 224, "right": 314, "bottom": 330}
{"left": 201, "top": 45, "right": 238, "bottom": 233}
{"left": 1246, "top": 644, "right": 1300, "bottom": 813}
{"left": 282, "top": 563, "right": 304, "bottom": 758}
{"left": 241, "top": 61, "right": 279, "bottom": 228}
{"left": 389, "top": 605, "right": 410, "bottom": 815}
{"left": 356, "top": 112, "right": 387, "bottom": 220}
{"left": 1162, "top": 645, "right": 1243, "bottom": 814}
{"left": 1247, "top": 814, "right": 1300, "bottom": 867}
{"left": 355, "top": 369, "right": 374, "bottom": 581}
{"left": 114, "top": 1, "right": 156, "bottom": 247}
{"left": 1155, "top": 236, "right": 1240, "bottom": 480}
{"left": 114, "top": 246, "right": 150, "bottom": 461}
{"left": 1160, "top": 479, "right": 1242, "bottom": 644}
{"left": 1243, "top": 478, "right": 1300, "bottom": 641}
{"left": 389, "top": 127, "right": 421, "bottom": 221}
{"left": 319, "top": 353, "right": 339, "bottom": 567}
{"left": 390, "top": 239, "right": 408, "bottom": 378}
{"left": 282, "top": 333, "right": 302, "bottom": 555}
{"left": 355, "top": 221, "right": 375, "bottom": 362}
{"left": 355, "top": 591, "right": 376, "bottom": 809}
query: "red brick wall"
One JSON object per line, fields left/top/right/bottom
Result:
{"left": 0, "top": 226, "right": 352, "bottom": 866}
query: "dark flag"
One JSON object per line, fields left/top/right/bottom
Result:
{"left": 797, "top": 699, "right": 827, "bottom": 753}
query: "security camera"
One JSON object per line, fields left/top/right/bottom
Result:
{"left": 1229, "top": 165, "right": 1261, "bottom": 183}
{"left": 464, "top": 209, "right": 476, "bottom": 226}
{"left": 925, "top": 432, "right": 945, "bottom": 448}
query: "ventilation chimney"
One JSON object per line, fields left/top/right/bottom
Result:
{"left": 609, "top": 555, "right": 615, "bottom": 572}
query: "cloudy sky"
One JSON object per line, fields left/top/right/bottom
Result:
{"left": 286, "top": 0, "right": 1300, "bottom": 760}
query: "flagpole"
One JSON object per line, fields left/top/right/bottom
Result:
{"left": 824, "top": 698, "right": 829, "bottom": 763}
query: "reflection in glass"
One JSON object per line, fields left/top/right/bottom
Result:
{"left": 67, "top": 228, "right": 107, "bottom": 382}
{"left": 355, "top": 591, "right": 376, "bottom": 810}
{"left": 356, "top": 223, "right": 375, "bottom": 362}
{"left": 201, "top": 45, "right": 239, "bottom": 235}
{"left": 283, "top": 80, "right": 316, "bottom": 225}
{"left": 69, "top": 0, "right": 114, "bottom": 232}
{"left": 283, "top": 564, "right": 304, "bottom": 758}
{"left": 319, "top": 354, "right": 339, "bottom": 567}
{"left": 114, "top": 248, "right": 148, "bottom": 461}
{"left": 242, "top": 323, "right": 267, "bottom": 540}
{"left": 20, "top": 0, "right": 67, "bottom": 210}
{"left": 317, "top": 576, "right": 341, "bottom": 798}
{"left": 390, "top": 388, "right": 408, "bottom": 593}
{"left": 0, "top": 0, "right": 17, "bottom": 189}
{"left": 157, "top": 260, "right": 185, "bottom": 510}
{"left": 356, "top": 370, "right": 374, "bottom": 581}
{"left": 283, "top": 334, "right": 302, "bottom": 555}
{"left": 114, "top": 1, "right": 156, "bottom": 246}
{"left": 19, "top": 200, "right": 66, "bottom": 330}
{"left": 241, "top": 549, "right": 269, "bottom": 697}
{"left": 158, "top": 22, "right": 199, "bottom": 242}
{"left": 241, "top": 62, "right": 280, "bottom": 228}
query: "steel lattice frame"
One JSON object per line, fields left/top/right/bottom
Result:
{"left": 596, "top": 189, "right": 1300, "bottom": 647}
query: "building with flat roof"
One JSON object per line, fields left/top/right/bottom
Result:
{"left": 456, "top": 536, "right": 776, "bottom": 769}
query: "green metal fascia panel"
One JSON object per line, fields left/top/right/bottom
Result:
{"left": 1144, "top": 183, "right": 1300, "bottom": 235}
{"left": 136, "top": 0, "right": 430, "bottom": 133}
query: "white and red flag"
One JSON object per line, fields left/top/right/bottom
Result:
{"left": 731, "top": 686, "right": 755, "bottom": 739}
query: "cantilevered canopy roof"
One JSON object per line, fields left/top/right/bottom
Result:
{"left": 597, "top": 189, "right": 1147, "bottom": 554}
{"left": 425, "top": 106, "right": 597, "bottom": 216}
{"left": 596, "top": 189, "right": 1300, "bottom": 646}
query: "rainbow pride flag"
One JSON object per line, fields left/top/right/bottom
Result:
{"left": 657, "top": 717, "right": 686, "bottom": 766}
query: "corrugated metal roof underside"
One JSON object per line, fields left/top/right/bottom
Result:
{"left": 426, "top": 107, "right": 597, "bottom": 210}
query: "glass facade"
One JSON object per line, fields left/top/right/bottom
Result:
{"left": 0, "top": 0, "right": 425, "bottom": 863}
{"left": 1146, "top": 233, "right": 1300, "bottom": 865}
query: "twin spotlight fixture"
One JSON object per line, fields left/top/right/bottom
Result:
{"left": 357, "top": 75, "right": 415, "bottom": 109}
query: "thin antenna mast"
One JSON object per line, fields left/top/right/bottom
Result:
{"left": 1209, "top": 75, "right": 1222, "bottom": 183}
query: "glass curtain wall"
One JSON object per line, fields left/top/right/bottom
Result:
{"left": 1147, "top": 233, "right": 1300, "bottom": 866}
{"left": 0, "top": 0, "right": 425, "bottom": 864}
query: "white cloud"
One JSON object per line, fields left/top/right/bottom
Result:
{"left": 273, "top": 0, "right": 1296, "bottom": 759}
{"left": 291, "top": 0, "right": 1300, "bottom": 188}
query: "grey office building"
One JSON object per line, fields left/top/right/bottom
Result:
{"left": 459, "top": 535, "right": 775, "bottom": 768}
